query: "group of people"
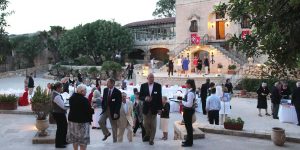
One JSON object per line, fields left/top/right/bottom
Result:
{"left": 167, "top": 55, "right": 210, "bottom": 77}
{"left": 256, "top": 81, "right": 300, "bottom": 126}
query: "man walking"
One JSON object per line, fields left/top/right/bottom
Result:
{"left": 99, "top": 78, "right": 122, "bottom": 143}
{"left": 139, "top": 73, "right": 162, "bottom": 145}
{"left": 200, "top": 78, "right": 210, "bottom": 115}
{"left": 117, "top": 92, "right": 134, "bottom": 142}
{"left": 271, "top": 82, "right": 282, "bottom": 119}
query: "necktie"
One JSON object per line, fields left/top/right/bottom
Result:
{"left": 108, "top": 89, "right": 112, "bottom": 106}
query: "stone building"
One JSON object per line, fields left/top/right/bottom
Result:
{"left": 125, "top": 0, "right": 259, "bottom": 74}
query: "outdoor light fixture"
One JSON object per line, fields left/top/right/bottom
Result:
{"left": 211, "top": 52, "right": 215, "bottom": 64}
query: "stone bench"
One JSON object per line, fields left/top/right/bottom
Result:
{"left": 173, "top": 121, "right": 205, "bottom": 140}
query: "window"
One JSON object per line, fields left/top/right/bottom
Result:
{"left": 189, "top": 20, "right": 198, "bottom": 32}
{"left": 241, "top": 15, "right": 251, "bottom": 29}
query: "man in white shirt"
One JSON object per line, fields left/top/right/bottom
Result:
{"left": 206, "top": 88, "right": 221, "bottom": 125}
{"left": 117, "top": 92, "right": 134, "bottom": 142}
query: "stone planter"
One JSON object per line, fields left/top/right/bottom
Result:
{"left": 227, "top": 70, "right": 236, "bottom": 74}
{"left": 224, "top": 123, "right": 244, "bottom": 131}
{"left": 0, "top": 101, "right": 18, "bottom": 110}
{"left": 271, "top": 127, "right": 286, "bottom": 146}
{"left": 36, "top": 119, "right": 49, "bottom": 137}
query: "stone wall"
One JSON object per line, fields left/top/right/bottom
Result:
{"left": 0, "top": 65, "right": 50, "bottom": 79}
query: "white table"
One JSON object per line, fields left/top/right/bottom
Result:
{"left": 278, "top": 104, "right": 299, "bottom": 124}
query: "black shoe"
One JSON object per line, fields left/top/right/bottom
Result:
{"left": 63, "top": 141, "right": 69, "bottom": 145}
{"left": 55, "top": 145, "right": 66, "bottom": 148}
{"left": 182, "top": 143, "right": 193, "bottom": 147}
{"left": 102, "top": 132, "right": 111, "bottom": 141}
{"left": 92, "top": 127, "right": 97, "bottom": 129}
{"left": 143, "top": 136, "right": 150, "bottom": 142}
{"left": 149, "top": 141, "right": 154, "bottom": 145}
{"left": 297, "top": 124, "right": 300, "bottom": 126}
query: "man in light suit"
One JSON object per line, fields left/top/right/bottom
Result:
{"left": 139, "top": 73, "right": 162, "bottom": 145}
{"left": 98, "top": 78, "right": 122, "bottom": 143}
{"left": 117, "top": 92, "right": 134, "bottom": 142}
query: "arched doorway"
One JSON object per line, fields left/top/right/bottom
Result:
{"left": 193, "top": 50, "right": 209, "bottom": 61}
{"left": 128, "top": 49, "right": 145, "bottom": 60}
{"left": 150, "top": 48, "right": 169, "bottom": 62}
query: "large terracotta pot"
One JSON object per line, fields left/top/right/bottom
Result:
{"left": 271, "top": 127, "right": 286, "bottom": 146}
{"left": 0, "top": 101, "right": 18, "bottom": 110}
{"left": 36, "top": 119, "right": 49, "bottom": 137}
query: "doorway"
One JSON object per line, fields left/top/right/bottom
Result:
{"left": 216, "top": 21, "right": 225, "bottom": 40}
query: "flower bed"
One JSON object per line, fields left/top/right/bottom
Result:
{"left": 0, "top": 95, "right": 18, "bottom": 110}
{"left": 224, "top": 117, "right": 244, "bottom": 131}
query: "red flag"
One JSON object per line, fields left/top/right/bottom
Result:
{"left": 241, "top": 30, "right": 251, "bottom": 39}
{"left": 191, "top": 34, "right": 201, "bottom": 45}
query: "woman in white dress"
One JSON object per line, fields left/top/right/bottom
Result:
{"left": 91, "top": 87, "right": 102, "bottom": 129}
{"left": 216, "top": 85, "right": 231, "bottom": 125}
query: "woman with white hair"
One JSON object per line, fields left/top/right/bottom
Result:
{"left": 91, "top": 87, "right": 102, "bottom": 129}
{"left": 67, "top": 84, "right": 94, "bottom": 150}
{"left": 257, "top": 83, "right": 270, "bottom": 117}
{"left": 216, "top": 84, "right": 231, "bottom": 125}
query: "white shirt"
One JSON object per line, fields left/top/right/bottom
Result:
{"left": 123, "top": 101, "right": 128, "bottom": 114}
{"left": 53, "top": 91, "right": 67, "bottom": 110}
{"left": 182, "top": 89, "right": 195, "bottom": 108}
{"left": 148, "top": 83, "right": 154, "bottom": 96}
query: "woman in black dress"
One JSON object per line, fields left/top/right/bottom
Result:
{"left": 196, "top": 58, "right": 202, "bottom": 74}
{"left": 257, "top": 83, "right": 270, "bottom": 117}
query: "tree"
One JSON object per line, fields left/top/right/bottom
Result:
{"left": 226, "top": 0, "right": 300, "bottom": 79}
{"left": 11, "top": 35, "right": 46, "bottom": 67}
{"left": 0, "top": 0, "right": 13, "bottom": 64}
{"left": 153, "top": 0, "right": 176, "bottom": 18}
{"left": 59, "top": 20, "right": 134, "bottom": 65}
{"left": 39, "top": 26, "right": 66, "bottom": 63}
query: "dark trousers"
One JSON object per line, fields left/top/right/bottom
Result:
{"left": 183, "top": 108, "right": 194, "bottom": 145}
{"left": 201, "top": 96, "right": 207, "bottom": 115}
{"left": 295, "top": 105, "right": 300, "bottom": 125}
{"left": 133, "top": 118, "right": 145, "bottom": 137}
{"left": 128, "top": 71, "right": 133, "bottom": 80}
{"left": 272, "top": 103, "right": 279, "bottom": 119}
{"left": 168, "top": 67, "right": 173, "bottom": 76}
{"left": 52, "top": 113, "right": 67, "bottom": 147}
{"left": 208, "top": 110, "right": 219, "bottom": 125}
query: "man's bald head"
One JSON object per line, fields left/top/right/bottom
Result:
{"left": 147, "top": 73, "right": 154, "bottom": 84}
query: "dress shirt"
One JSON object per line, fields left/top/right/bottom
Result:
{"left": 123, "top": 101, "right": 128, "bottom": 114}
{"left": 148, "top": 83, "right": 154, "bottom": 96}
{"left": 182, "top": 89, "right": 195, "bottom": 108}
{"left": 108, "top": 87, "right": 114, "bottom": 97}
{"left": 53, "top": 91, "right": 67, "bottom": 110}
{"left": 206, "top": 94, "right": 221, "bottom": 111}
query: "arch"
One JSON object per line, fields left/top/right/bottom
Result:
{"left": 128, "top": 49, "right": 145, "bottom": 60}
{"left": 150, "top": 48, "right": 170, "bottom": 62}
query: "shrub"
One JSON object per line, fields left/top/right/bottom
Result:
{"left": 224, "top": 117, "right": 244, "bottom": 125}
{"left": 0, "top": 94, "right": 18, "bottom": 103}
{"left": 101, "top": 61, "right": 122, "bottom": 72}
{"left": 228, "top": 64, "right": 237, "bottom": 70}
{"left": 239, "top": 78, "right": 297, "bottom": 92}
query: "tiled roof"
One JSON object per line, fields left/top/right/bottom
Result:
{"left": 124, "top": 17, "right": 175, "bottom": 28}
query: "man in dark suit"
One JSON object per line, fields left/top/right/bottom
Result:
{"left": 200, "top": 78, "right": 210, "bottom": 115}
{"left": 28, "top": 73, "right": 35, "bottom": 95}
{"left": 139, "top": 73, "right": 162, "bottom": 145}
{"left": 271, "top": 82, "right": 282, "bottom": 119}
{"left": 98, "top": 78, "right": 122, "bottom": 143}
{"left": 292, "top": 82, "right": 300, "bottom": 126}
{"left": 168, "top": 58, "right": 174, "bottom": 77}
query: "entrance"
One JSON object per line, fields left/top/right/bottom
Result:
{"left": 216, "top": 21, "right": 225, "bottom": 40}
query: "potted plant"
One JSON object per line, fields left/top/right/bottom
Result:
{"left": 224, "top": 117, "right": 244, "bottom": 130}
{"left": 217, "top": 63, "right": 223, "bottom": 74}
{"left": 31, "top": 86, "right": 51, "bottom": 136}
{"left": 0, "top": 94, "right": 18, "bottom": 110}
{"left": 228, "top": 64, "right": 237, "bottom": 74}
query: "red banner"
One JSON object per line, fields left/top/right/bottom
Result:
{"left": 191, "top": 34, "right": 201, "bottom": 45}
{"left": 241, "top": 30, "right": 251, "bottom": 39}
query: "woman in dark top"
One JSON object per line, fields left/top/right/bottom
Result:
{"left": 67, "top": 84, "right": 94, "bottom": 150}
{"left": 256, "top": 83, "right": 270, "bottom": 117}
{"left": 160, "top": 96, "right": 170, "bottom": 140}
{"left": 197, "top": 58, "right": 202, "bottom": 74}
{"left": 281, "top": 83, "right": 291, "bottom": 99}
{"left": 225, "top": 79, "right": 233, "bottom": 94}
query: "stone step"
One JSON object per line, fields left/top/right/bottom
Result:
{"left": 173, "top": 121, "right": 205, "bottom": 140}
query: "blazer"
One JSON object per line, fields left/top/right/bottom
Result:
{"left": 160, "top": 102, "right": 170, "bottom": 118}
{"left": 292, "top": 87, "right": 300, "bottom": 106}
{"left": 101, "top": 87, "right": 122, "bottom": 120}
{"left": 201, "top": 82, "right": 210, "bottom": 98}
{"left": 139, "top": 82, "right": 162, "bottom": 115}
{"left": 68, "top": 93, "right": 94, "bottom": 123}
{"left": 118, "top": 100, "right": 134, "bottom": 128}
{"left": 270, "top": 87, "right": 282, "bottom": 104}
